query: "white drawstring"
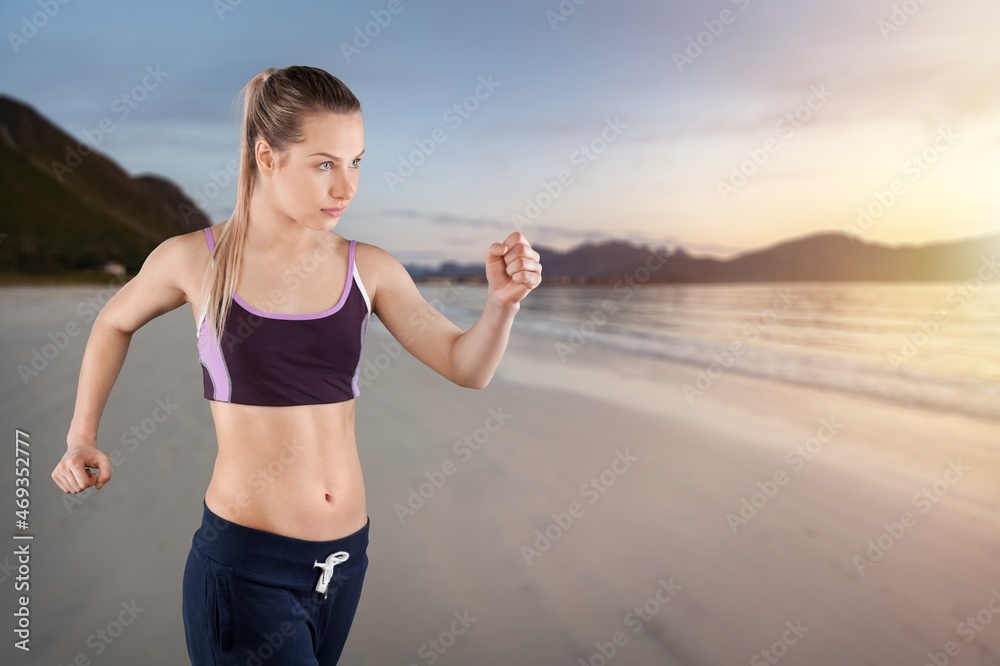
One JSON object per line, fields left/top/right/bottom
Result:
{"left": 314, "top": 551, "right": 350, "bottom": 598}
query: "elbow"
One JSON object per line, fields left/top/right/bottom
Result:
{"left": 448, "top": 348, "right": 495, "bottom": 389}
{"left": 454, "top": 370, "right": 493, "bottom": 390}
{"left": 456, "top": 378, "right": 490, "bottom": 390}
{"left": 96, "top": 311, "right": 135, "bottom": 338}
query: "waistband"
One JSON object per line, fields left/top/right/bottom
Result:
{"left": 192, "top": 500, "right": 370, "bottom": 583}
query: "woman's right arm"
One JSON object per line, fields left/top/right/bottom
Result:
{"left": 51, "top": 234, "right": 193, "bottom": 494}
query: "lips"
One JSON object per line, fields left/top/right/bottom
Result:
{"left": 321, "top": 207, "right": 346, "bottom": 217}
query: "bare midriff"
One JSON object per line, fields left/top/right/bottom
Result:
{"left": 204, "top": 399, "right": 367, "bottom": 541}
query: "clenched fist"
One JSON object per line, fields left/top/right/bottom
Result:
{"left": 484, "top": 231, "right": 542, "bottom": 308}
{"left": 52, "top": 446, "right": 112, "bottom": 494}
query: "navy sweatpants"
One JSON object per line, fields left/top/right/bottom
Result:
{"left": 182, "top": 501, "right": 370, "bottom": 665}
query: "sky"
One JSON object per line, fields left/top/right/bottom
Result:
{"left": 2, "top": 0, "right": 998, "bottom": 264}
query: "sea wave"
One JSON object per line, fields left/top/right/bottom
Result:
{"left": 420, "top": 282, "right": 1000, "bottom": 421}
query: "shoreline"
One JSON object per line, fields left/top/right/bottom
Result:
{"left": 498, "top": 318, "right": 1000, "bottom": 427}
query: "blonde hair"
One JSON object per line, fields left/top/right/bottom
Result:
{"left": 200, "top": 65, "right": 362, "bottom": 346}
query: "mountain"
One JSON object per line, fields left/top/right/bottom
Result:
{"left": 409, "top": 231, "right": 1000, "bottom": 284}
{"left": 0, "top": 94, "right": 210, "bottom": 275}
{"left": 713, "top": 232, "right": 1000, "bottom": 282}
{"left": 2, "top": 93, "right": 996, "bottom": 284}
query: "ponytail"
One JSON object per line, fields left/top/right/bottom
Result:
{"left": 199, "top": 69, "right": 274, "bottom": 347}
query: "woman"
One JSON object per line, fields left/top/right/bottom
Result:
{"left": 50, "top": 65, "right": 541, "bottom": 665}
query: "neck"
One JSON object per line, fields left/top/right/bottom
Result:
{"left": 245, "top": 185, "right": 315, "bottom": 255}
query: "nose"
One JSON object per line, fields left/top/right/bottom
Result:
{"left": 329, "top": 166, "right": 357, "bottom": 202}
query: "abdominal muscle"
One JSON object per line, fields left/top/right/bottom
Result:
{"left": 203, "top": 399, "right": 368, "bottom": 541}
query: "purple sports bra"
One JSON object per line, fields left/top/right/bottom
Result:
{"left": 196, "top": 226, "right": 371, "bottom": 406}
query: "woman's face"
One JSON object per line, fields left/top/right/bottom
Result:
{"left": 267, "top": 111, "right": 365, "bottom": 231}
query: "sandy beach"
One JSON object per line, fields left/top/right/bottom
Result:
{"left": 2, "top": 284, "right": 999, "bottom": 665}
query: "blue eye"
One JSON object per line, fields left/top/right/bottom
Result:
{"left": 318, "top": 160, "right": 361, "bottom": 170}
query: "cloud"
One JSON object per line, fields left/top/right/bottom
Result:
{"left": 379, "top": 207, "right": 669, "bottom": 243}
{"left": 376, "top": 207, "right": 746, "bottom": 255}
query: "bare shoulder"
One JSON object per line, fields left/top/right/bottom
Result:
{"left": 97, "top": 225, "right": 218, "bottom": 333}
{"left": 352, "top": 239, "right": 399, "bottom": 268}
{"left": 168, "top": 225, "right": 220, "bottom": 300}
{"left": 352, "top": 240, "right": 411, "bottom": 311}
{"left": 134, "top": 223, "right": 220, "bottom": 309}
{"left": 352, "top": 239, "right": 399, "bottom": 281}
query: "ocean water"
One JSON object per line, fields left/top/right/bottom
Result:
{"left": 420, "top": 282, "right": 1000, "bottom": 422}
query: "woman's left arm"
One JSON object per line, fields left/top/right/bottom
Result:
{"left": 369, "top": 231, "right": 542, "bottom": 388}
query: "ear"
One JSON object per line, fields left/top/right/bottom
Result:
{"left": 255, "top": 139, "right": 279, "bottom": 175}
